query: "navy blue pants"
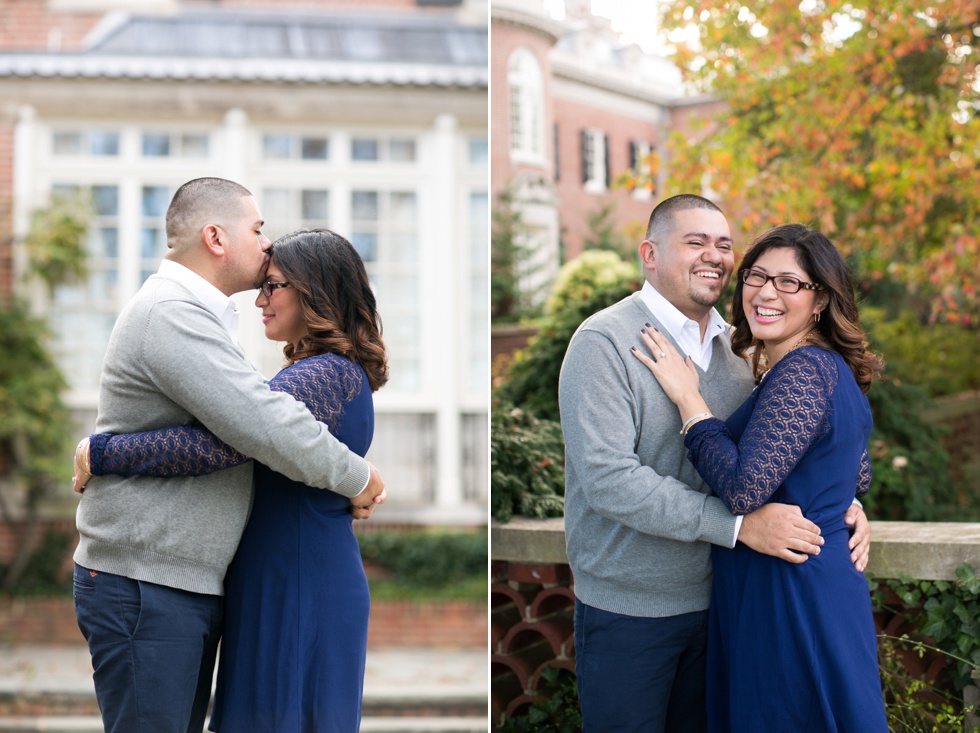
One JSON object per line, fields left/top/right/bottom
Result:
{"left": 574, "top": 599, "right": 709, "bottom": 733}
{"left": 73, "top": 563, "right": 223, "bottom": 733}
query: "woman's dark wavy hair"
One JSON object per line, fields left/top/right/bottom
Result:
{"left": 270, "top": 229, "right": 388, "bottom": 392}
{"left": 731, "top": 224, "right": 883, "bottom": 393}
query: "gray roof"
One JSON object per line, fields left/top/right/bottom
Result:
{"left": 0, "top": 10, "right": 488, "bottom": 87}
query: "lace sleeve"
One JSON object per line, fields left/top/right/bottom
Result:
{"left": 267, "top": 354, "right": 363, "bottom": 434}
{"left": 91, "top": 353, "right": 364, "bottom": 478}
{"left": 684, "top": 348, "right": 836, "bottom": 514}
{"left": 92, "top": 427, "right": 247, "bottom": 478}
{"left": 857, "top": 448, "right": 872, "bottom": 498}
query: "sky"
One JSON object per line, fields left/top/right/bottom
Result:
{"left": 544, "top": 0, "right": 666, "bottom": 53}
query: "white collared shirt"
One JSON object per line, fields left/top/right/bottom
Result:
{"left": 157, "top": 259, "right": 241, "bottom": 343}
{"left": 639, "top": 280, "right": 728, "bottom": 369}
{"left": 638, "top": 280, "right": 743, "bottom": 546}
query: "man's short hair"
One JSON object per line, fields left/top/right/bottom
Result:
{"left": 165, "top": 177, "right": 253, "bottom": 247}
{"left": 645, "top": 194, "right": 724, "bottom": 242}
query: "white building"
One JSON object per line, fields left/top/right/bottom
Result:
{"left": 0, "top": 1, "right": 488, "bottom": 524}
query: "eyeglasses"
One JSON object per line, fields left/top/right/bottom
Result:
{"left": 260, "top": 281, "right": 291, "bottom": 297}
{"left": 741, "top": 268, "right": 822, "bottom": 294}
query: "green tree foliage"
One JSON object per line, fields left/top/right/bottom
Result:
{"left": 0, "top": 300, "right": 73, "bottom": 488}
{"left": 24, "top": 190, "right": 90, "bottom": 291}
{"left": 492, "top": 187, "right": 545, "bottom": 323}
{"left": 582, "top": 202, "right": 631, "bottom": 260}
{"left": 495, "top": 250, "right": 640, "bottom": 422}
{"left": 655, "top": 0, "right": 980, "bottom": 324}
{"left": 864, "top": 308, "right": 980, "bottom": 397}
{"left": 1, "top": 192, "right": 89, "bottom": 592}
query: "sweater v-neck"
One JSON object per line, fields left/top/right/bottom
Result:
{"left": 629, "top": 293, "right": 731, "bottom": 386}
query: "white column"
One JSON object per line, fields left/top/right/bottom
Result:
{"left": 431, "top": 113, "right": 462, "bottom": 511}
{"left": 13, "top": 105, "right": 37, "bottom": 309}
{"left": 222, "top": 108, "right": 248, "bottom": 185}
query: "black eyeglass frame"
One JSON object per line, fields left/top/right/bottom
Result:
{"left": 741, "top": 268, "right": 822, "bottom": 294}
{"left": 260, "top": 281, "right": 291, "bottom": 297}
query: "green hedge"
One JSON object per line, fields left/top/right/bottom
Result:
{"left": 357, "top": 529, "right": 487, "bottom": 588}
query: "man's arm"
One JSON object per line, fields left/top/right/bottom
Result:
{"left": 140, "top": 299, "right": 377, "bottom": 498}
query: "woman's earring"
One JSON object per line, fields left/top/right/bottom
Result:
{"left": 813, "top": 311, "right": 821, "bottom": 323}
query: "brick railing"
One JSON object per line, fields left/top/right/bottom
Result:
{"left": 490, "top": 518, "right": 980, "bottom": 728}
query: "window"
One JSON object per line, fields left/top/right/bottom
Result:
{"left": 581, "top": 128, "right": 609, "bottom": 194}
{"left": 508, "top": 49, "right": 544, "bottom": 160}
{"left": 351, "top": 190, "right": 419, "bottom": 391}
{"left": 261, "top": 188, "right": 330, "bottom": 241}
{"left": 262, "top": 134, "right": 330, "bottom": 161}
{"left": 142, "top": 133, "right": 210, "bottom": 159}
{"left": 629, "top": 140, "right": 655, "bottom": 200}
{"left": 48, "top": 184, "right": 120, "bottom": 392}
{"left": 468, "top": 137, "right": 488, "bottom": 167}
{"left": 52, "top": 130, "right": 120, "bottom": 157}
{"left": 140, "top": 185, "right": 172, "bottom": 283}
{"left": 351, "top": 137, "right": 417, "bottom": 163}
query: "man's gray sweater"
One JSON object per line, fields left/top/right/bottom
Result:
{"left": 74, "top": 275, "right": 370, "bottom": 596}
{"left": 559, "top": 293, "right": 755, "bottom": 618}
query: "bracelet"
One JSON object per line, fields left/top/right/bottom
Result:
{"left": 74, "top": 439, "right": 92, "bottom": 475}
{"left": 680, "top": 412, "right": 713, "bottom": 435}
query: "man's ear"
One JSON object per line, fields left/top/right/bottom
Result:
{"left": 202, "top": 224, "right": 224, "bottom": 257}
{"left": 639, "top": 239, "right": 656, "bottom": 269}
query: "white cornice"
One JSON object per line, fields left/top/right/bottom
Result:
{"left": 551, "top": 54, "right": 712, "bottom": 108}
{"left": 490, "top": 4, "right": 564, "bottom": 45}
{"left": 0, "top": 55, "right": 488, "bottom": 88}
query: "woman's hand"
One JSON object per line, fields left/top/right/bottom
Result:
{"left": 73, "top": 438, "right": 93, "bottom": 494}
{"left": 631, "top": 326, "right": 706, "bottom": 417}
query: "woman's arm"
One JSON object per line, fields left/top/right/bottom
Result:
{"left": 684, "top": 349, "right": 835, "bottom": 515}
{"left": 89, "top": 425, "right": 248, "bottom": 479}
{"left": 82, "top": 354, "right": 363, "bottom": 481}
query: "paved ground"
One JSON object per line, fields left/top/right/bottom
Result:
{"left": 0, "top": 644, "right": 489, "bottom": 701}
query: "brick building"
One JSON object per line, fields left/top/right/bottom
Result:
{"left": 0, "top": 0, "right": 488, "bottom": 523}
{"left": 490, "top": 0, "right": 717, "bottom": 282}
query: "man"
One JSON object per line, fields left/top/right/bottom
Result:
{"left": 72, "top": 178, "right": 385, "bottom": 733}
{"left": 558, "top": 194, "right": 870, "bottom": 732}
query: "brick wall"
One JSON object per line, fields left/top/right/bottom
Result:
{"left": 489, "top": 17, "right": 556, "bottom": 201}
{"left": 491, "top": 560, "right": 575, "bottom": 727}
{"left": 0, "top": 594, "right": 487, "bottom": 648}
{"left": 552, "top": 96, "right": 660, "bottom": 259}
{"left": 0, "top": 519, "right": 487, "bottom": 648}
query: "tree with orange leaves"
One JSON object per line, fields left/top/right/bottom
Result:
{"left": 646, "top": 0, "right": 979, "bottom": 324}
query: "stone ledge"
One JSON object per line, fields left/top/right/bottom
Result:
{"left": 491, "top": 518, "right": 980, "bottom": 581}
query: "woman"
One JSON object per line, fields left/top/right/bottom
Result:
{"left": 632, "top": 224, "right": 887, "bottom": 732}
{"left": 75, "top": 228, "right": 388, "bottom": 732}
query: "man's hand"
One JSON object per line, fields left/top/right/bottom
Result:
{"left": 845, "top": 502, "right": 871, "bottom": 572}
{"left": 351, "top": 491, "right": 384, "bottom": 521}
{"left": 350, "top": 462, "right": 386, "bottom": 514}
{"left": 739, "top": 503, "right": 823, "bottom": 564}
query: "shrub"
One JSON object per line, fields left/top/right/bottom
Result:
{"left": 357, "top": 530, "right": 487, "bottom": 588}
{"left": 864, "top": 377, "right": 956, "bottom": 521}
{"left": 500, "top": 667, "right": 581, "bottom": 733}
{"left": 491, "top": 401, "right": 565, "bottom": 523}
{"left": 495, "top": 250, "right": 640, "bottom": 423}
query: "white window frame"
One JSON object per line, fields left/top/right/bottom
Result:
{"left": 508, "top": 48, "right": 545, "bottom": 164}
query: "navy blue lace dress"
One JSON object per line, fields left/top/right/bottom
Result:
{"left": 91, "top": 353, "right": 373, "bottom": 733}
{"left": 683, "top": 346, "right": 887, "bottom": 733}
